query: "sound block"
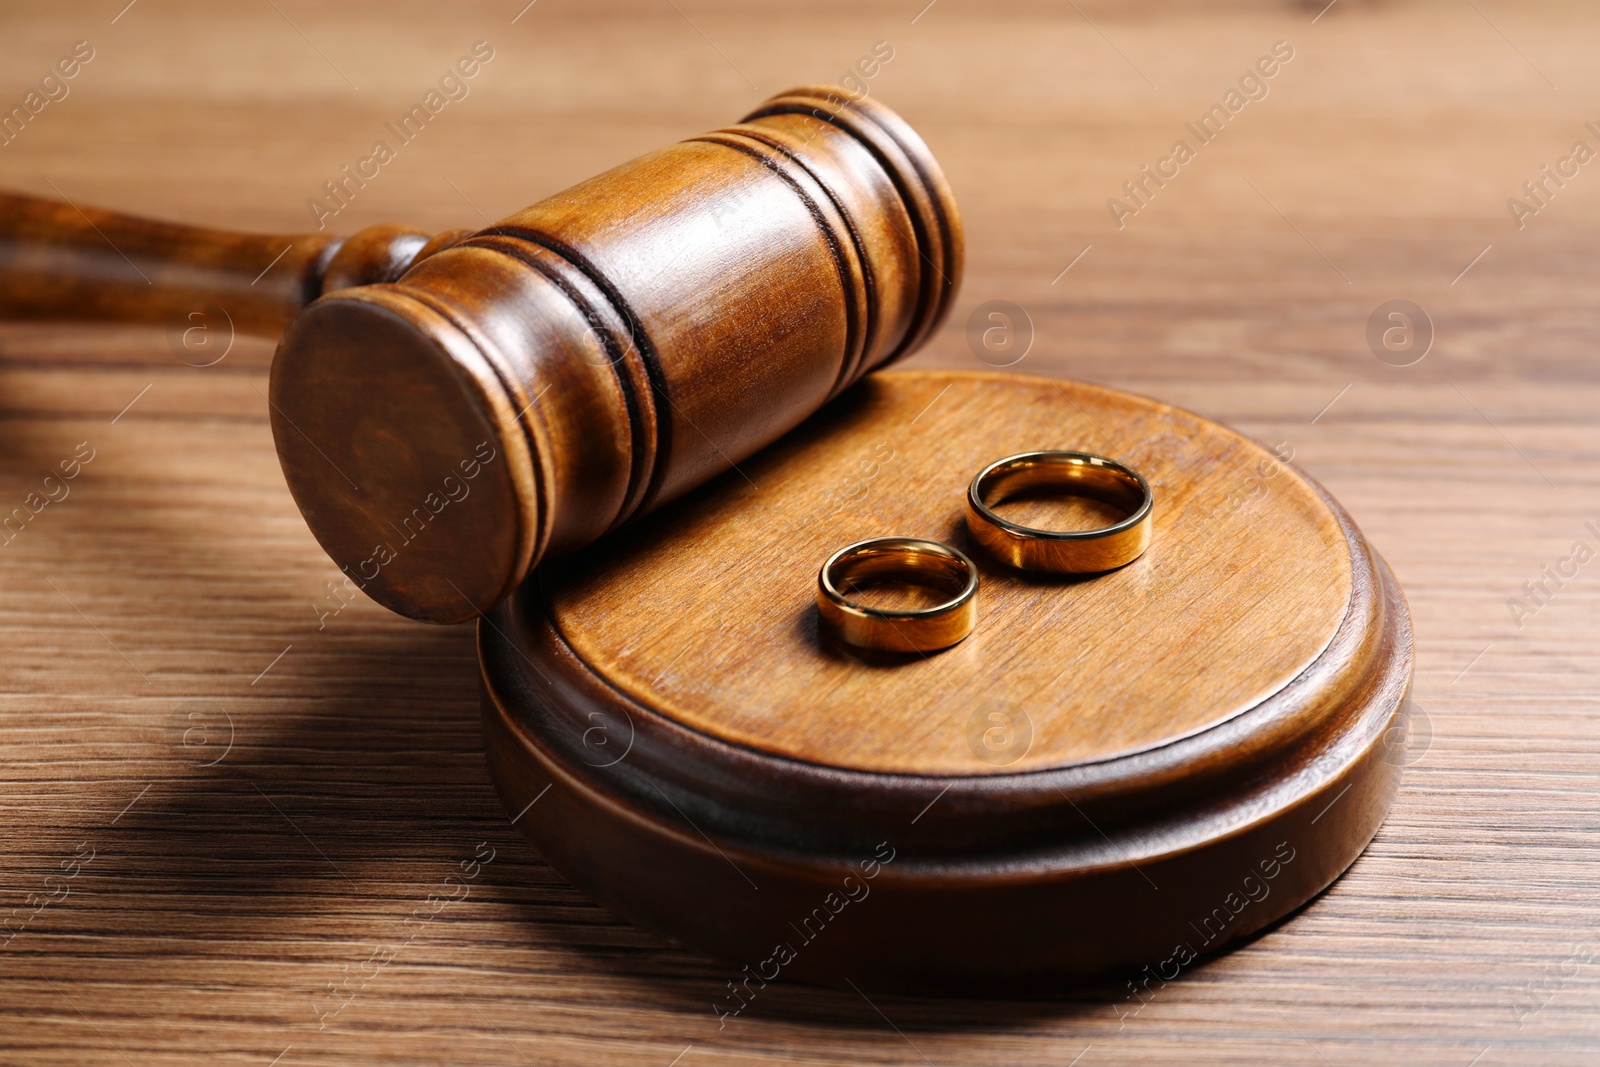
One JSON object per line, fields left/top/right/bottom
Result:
{"left": 479, "top": 370, "right": 1412, "bottom": 994}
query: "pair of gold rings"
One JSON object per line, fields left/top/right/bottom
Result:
{"left": 816, "top": 451, "right": 1153, "bottom": 654}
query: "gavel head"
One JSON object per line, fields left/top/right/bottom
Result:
{"left": 269, "top": 87, "right": 962, "bottom": 623}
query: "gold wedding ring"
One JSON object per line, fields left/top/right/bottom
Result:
{"left": 966, "top": 451, "right": 1153, "bottom": 573}
{"left": 817, "top": 537, "right": 978, "bottom": 653}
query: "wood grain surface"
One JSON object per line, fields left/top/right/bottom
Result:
{"left": 1, "top": 1, "right": 1597, "bottom": 1065}
{"left": 546, "top": 371, "right": 1355, "bottom": 773}
{"left": 480, "top": 368, "right": 1409, "bottom": 990}
{"left": 265, "top": 84, "right": 961, "bottom": 623}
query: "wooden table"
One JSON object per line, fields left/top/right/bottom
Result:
{"left": 2, "top": 0, "right": 1596, "bottom": 1063}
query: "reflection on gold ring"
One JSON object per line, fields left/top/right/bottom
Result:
{"left": 817, "top": 537, "right": 978, "bottom": 653}
{"left": 966, "top": 451, "right": 1153, "bottom": 574}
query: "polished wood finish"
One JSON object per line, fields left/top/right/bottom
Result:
{"left": 481, "top": 370, "right": 1411, "bottom": 989}
{"left": 272, "top": 86, "right": 959, "bottom": 624}
{"left": 0, "top": 89, "right": 963, "bottom": 625}
{"left": 0, "top": 192, "right": 434, "bottom": 335}
{"left": 528, "top": 373, "right": 1353, "bottom": 774}
{"left": 3, "top": 0, "right": 1598, "bottom": 1062}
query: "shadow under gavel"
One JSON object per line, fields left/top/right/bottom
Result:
{"left": 0, "top": 87, "right": 963, "bottom": 622}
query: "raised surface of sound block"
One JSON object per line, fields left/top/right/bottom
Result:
{"left": 479, "top": 370, "right": 1413, "bottom": 993}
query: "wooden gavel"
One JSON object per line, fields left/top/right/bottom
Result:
{"left": 0, "top": 87, "right": 962, "bottom": 621}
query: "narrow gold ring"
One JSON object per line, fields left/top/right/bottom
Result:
{"left": 966, "top": 451, "right": 1153, "bottom": 573}
{"left": 817, "top": 537, "right": 978, "bottom": 653}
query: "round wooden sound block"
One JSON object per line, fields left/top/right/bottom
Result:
{"left": 479, "top": 370, "right": 1413, "bottom": 994}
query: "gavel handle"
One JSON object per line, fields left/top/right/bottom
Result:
{"left": 0, "top": 191, "right": 463, "bottom": 336}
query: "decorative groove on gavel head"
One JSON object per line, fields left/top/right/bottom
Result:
{"left": 269, "top": 87, "right": 964, "bottom": 623}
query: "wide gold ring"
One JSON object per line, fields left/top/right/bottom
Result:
{"left": 966, "top": 451, "right": 1153, "bottom": 573}
{"left": 817, "top": 537, "right": 979, "bottom": 653}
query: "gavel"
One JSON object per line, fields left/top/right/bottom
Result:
{"left": 0, "top": 87, "right": 962, "bottom": 622}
